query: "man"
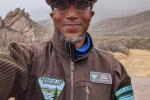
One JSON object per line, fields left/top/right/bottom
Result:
{"left": 0, "top": 0, "right": 134, "bottom": 100}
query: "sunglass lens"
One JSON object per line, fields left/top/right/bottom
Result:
{"left": 54, "top": 0, "right": 68, "bottom": 10}
{"left": 76, "top": 0, "right": 91, "bottom": 10}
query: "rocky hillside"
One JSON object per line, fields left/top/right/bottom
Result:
{"left": 0, "top": 8, "right": 52, "bottom": 51}
{"left": 89, "top": 10, "right": 150, "bottom": 53}
{"left": 90, "top": 10, "right": 150, "bottom": 37}
{"left": 38, "top": 19, "right": 54, "bottom": 31}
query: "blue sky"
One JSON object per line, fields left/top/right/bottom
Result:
{"left": 0, "top": 0, "right": 150, "bottom": 22}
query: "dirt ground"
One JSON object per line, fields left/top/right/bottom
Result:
{"left": 132, "top": 76, "right": 150, "bottom": 100}
{"left": 114, "top": 49, "right": 150, "bottom": 100}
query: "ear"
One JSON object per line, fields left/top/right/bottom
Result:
{"left": 90, "top": 11, "right": 95, "bottom": 17}
{"left": 50, "top": 12, "right": 54, "bottom": 19}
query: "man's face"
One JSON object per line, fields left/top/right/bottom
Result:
{"left": 50, "top": 0, "right": 95, "bottom": 41}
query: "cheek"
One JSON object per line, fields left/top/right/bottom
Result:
{"left": 53, "top": 13, "right": 64, "bottom": 27}
{"left": 81, "top": 14, "right": 92, "bottom": 28}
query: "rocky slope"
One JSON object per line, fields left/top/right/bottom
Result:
{"left": 89, "top": 10, "right": 150, "bottom": 53}
{"left": 0, "top": 8, "right": 52, "bottom": 51}
{"left": 90, "top": 10, "right": 150, "bottom": 37}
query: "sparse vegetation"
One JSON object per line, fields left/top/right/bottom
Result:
{"left": 113, "top": 49, "right": 150, "bottom": 100}
{"left": 114, "top": 49, "right": 150, "bottom": 77}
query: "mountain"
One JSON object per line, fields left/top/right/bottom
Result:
{"left": 38, "top": 19, "right": 52, "bottom": 27}
{"left": 38, "top": 19, "right": 54, "bottom": 33}
{"left": 0, "top": 8, "right": 52, "bottom": 51}
{"left": 90, "top": 10, "right": 150, "bottom": 37}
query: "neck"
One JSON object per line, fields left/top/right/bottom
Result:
{"left": 54, "top": 30, "right": 87, "bottom": 48}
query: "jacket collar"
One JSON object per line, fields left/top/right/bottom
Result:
{"left": 51, "top": 32, "right": 93, "bottom": 61}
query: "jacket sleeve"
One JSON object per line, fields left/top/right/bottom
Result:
{"left": 0, "top": 42, "right": 33, "bottom": 100}
{"left": 111, "top": 58, "right": 134, "bottom": 100}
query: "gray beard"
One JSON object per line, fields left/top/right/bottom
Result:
{"left": 65, "top": 34, "right": 84, "bottom": 44}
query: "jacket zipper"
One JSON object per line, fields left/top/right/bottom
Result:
{"left": 85, "top": 86, "right": 90, "bottom": 100}
{"left": 70, "top": 61, "right": 74, "bottom": 100}
{"left": 68, "top": 42, "right": 75, "bottom": 100}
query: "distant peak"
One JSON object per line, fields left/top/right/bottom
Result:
{"left": 4, "top": 8, "right": 30, "bottom": 27}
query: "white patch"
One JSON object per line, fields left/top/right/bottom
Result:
{"left": 90, "top": 71, "right": 112, "bottom": 84}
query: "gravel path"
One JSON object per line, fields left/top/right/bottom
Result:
{"left": 132, "top": 76, "right": 150, "bottom": 100}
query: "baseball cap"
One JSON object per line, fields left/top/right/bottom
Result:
{"left": 46, "top": 0, "right": 97, "bottom": 5}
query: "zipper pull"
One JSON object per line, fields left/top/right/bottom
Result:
{"left": 70, "top": 61, "right": 74, "bottom": 71}
{"left": 85, "top": 86, "right": 90, "bottom": 95}
{"left": 85, "top": 86, "right": 90, "bottom": 100}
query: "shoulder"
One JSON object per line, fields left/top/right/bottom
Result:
{"left": 92, "top": 47, "right": 125, "bottom": 76}
{"left": 92, "top": 47, "right": 114, "bottom": 63}
{"left": 8, "top": 40, "right": 52, "bottom": 53}
{"left": 8, "top": 40, "right": 52, "bottom": 63}
{"left": 9, "top": 40, "right": 51, "bottom": 50}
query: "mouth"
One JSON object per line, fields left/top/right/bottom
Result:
{"left": 63, "top": 23, "right": 81, "bottom": 29}
{"left": 62, "top": 23, "right": 82, "bottom": 33}
{"left": 63, "top": 23, "right": 81, "bottom": 26}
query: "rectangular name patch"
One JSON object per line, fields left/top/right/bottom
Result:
{"left": 90, "top": 71, "right": 112, "bottom": 84}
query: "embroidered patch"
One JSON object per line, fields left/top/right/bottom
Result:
{"left": 118, "top": 95, "right": 134, "bottom": 100}
{"left": 115, "top": 85, "right": 133, "bottom": 97}
{"left": 38, "top": 77, "right": 65, "bottom": 100}
{"left": 115, "top": 85, "right": 134, "bottom": 100}
{"left": 90, "top": 71, "right": 112, "bottom": 84}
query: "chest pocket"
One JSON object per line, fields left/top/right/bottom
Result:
{"left": 74, "top": 81, "right": 112, "bottom": 100}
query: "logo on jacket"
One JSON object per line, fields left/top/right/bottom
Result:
{"left": 90, "top": 71, "right": 112, "bottom": 84}
{"left": 38, "top": 77, "right": 65, "bottom": 100}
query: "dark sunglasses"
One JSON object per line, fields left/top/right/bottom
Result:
{"left": 51, "top": 0, "right": 93, "bottom": 13}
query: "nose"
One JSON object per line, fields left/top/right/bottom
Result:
{"left": 65, "top": 5, "right": 79, "bottom": 20}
